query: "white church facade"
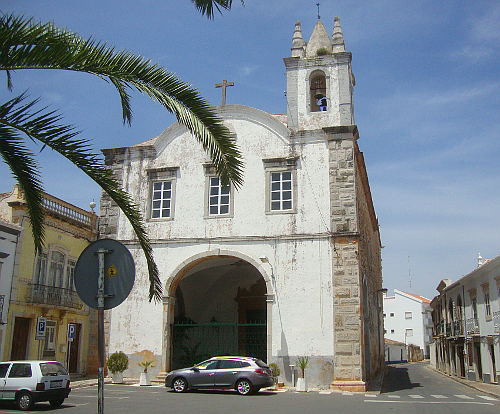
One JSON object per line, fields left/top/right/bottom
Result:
{"left": 100, "top": 17, "right": 383, "bottom": 391}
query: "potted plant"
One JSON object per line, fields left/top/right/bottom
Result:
{"left": 106, "top": 351, "right": 128, "bottom": 384}
{"left": 268, "top": 363, "right": 281, "bottom": 388}
{"left": 139, "top": 360, "right": 155, "bottom": 386}
{"left": 295, "top": 356, "right": 309, "bottom": 392}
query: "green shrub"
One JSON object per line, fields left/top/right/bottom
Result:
{"left": 269, "top": 362, "right": 281, "bottom": 378}
{"left": 316, "top": 47, "right": 331, "bottom": 56}
{"left": 107, "top": 351, "right": 129, "bottom": 374}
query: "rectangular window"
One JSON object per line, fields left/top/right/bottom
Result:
{"left": 405, "top": 329, "right": 413, "bottom": 337}
{"left": 270, "top": 171, "right": 293, "bottom": 211}
{"left": 34, "top": 253, "right": 48, "bottom": 285}
{"left": 484, "top": 292, "right": 491, "bottom": 318}
{"left": 208, "top": 177, "right": 231, "bottom": 215}
{"left": 49, "top": 251, "right": 65, "bottom": 288}
{"left": 151, "top": 180, "right": 172, "bottom": 219}
{"left": 405, "top": 312, "right": 412, "bottom": 319}
{"left": 390, "top": 329, "right": 394, "bottom": 334}
{"left": 390, "top": 313, "right": 394, "bottom": 317}
{"left": 472, "top": 298, "right": 478, "bottom": 319}
{"left": 66, "top": 260, "right": 76, "bottom": 290}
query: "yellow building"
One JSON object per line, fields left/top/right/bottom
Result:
{"left": 0, "top": 185, "right": 98, "bottom": 375}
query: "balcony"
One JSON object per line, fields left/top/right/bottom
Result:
{"left": 494, "top": 311, "right": 500, "bottom": 334}
{"left": 27, "top": 284, "right": 83, "bottom": 310}
{"left": 465, "top": 317, "right": 480, "bottom": 335}
{"left": 452, "top": 320, "right": 464, "bottom": 336}
{"left": 42, "top": 194, "right": 96, "bottom": 230}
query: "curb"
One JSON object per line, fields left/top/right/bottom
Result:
{"left": 427, "top": 365, "right": 500, "bottom": 399}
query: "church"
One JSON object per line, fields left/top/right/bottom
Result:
{"left": 99, "top": 17, "right": 383, "bottom": 391}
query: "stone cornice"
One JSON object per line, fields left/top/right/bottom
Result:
{"left": 283, "top": 52, "right": 352, "bottom": 69}
{"left": 323, "top": 125, "right": 359, "bottom": 141}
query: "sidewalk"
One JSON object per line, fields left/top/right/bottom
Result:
{"left": 70, "top": 377, "right": 135, "bottom": 388}
{"left": 428, "top": 365, "right": 500, "bottom": 398}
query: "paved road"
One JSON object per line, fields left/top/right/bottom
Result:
{"left": 0, "top": 362, "right": 497, "bottom": 413}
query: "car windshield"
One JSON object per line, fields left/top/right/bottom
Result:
{"left": 40, "top": 362, "right": 68, "bottom": 376}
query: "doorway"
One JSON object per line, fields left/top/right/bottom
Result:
{"left": 68, "top": 323, "right": 81, "bottom": 373}
{"left": 10, "top": 317, "right": 31, "bottom": 360}
{"left": 170, "top": 256, "right": 268, "bottom": 369}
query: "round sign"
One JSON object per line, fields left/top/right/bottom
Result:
{"left": 74, "top": 239, "right": 135, "bottom": 310}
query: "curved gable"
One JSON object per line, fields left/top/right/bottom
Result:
{"left": 153, "top": 104, "right": 290, "bottom": 155}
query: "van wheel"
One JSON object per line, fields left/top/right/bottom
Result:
{"left": 16, "top": 391, "right": 34, "bottom": 411}
{"left": 49, "top": 398, "right": 65, "bottom": 408}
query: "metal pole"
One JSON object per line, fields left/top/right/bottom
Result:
{"left": 97, "top": 249, "right": 108, "bottom": 414}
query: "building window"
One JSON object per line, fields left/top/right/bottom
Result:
{"left": 48, "top": 251, "right": 65, "bottom": 287}
{"left": 405, "top": 312, "right": 412, "bottom": 319}
{"left": 147, "top": 167, "right": 178, "bottom": 220}
{"left": 383, "top": 313, "right": 386, "bottom": 318}
{"left": 208, "top": 177, "right": 231, "bottom": 216}
{"left": 263, "top": 157, "right": 298, "bottom": 214}
{"left": 484, "top": 292, "right": 491, "bottom": 319}
{"left": 390, "top": 329, "right": 395, "bottom": 334}
{"left": 405, "top": 329, "right": 413, "bottom": 337}
{"left": 390, "top": 313, "right": 394, "bottom": 317}
{"left": 384, "top": 329, "right": 387, "bottom": 334}
{"left": 270, "top": 171, "right": 293, "bottom": 211}
{"left": 471, "top": 298, "right": 478, "bottom": 319}
{"left": 33, "top": 251, "right": 76, "bottom": 291}
{"left": 66, "top": 260, "right": 76, "bottom": 291}
{"left": 34, "top": 253, "right": 48, "bottom": 285}
{"left": 151, "top": 181, "right": 173, "bottom": 219}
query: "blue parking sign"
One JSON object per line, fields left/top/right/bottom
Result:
{"left": 67, "top": 323, "right": 76, "bottom": 342}
{"left": 36, "top": 316, "right": 46, "bottom": 340}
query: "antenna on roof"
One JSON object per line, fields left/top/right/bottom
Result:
{"left": 408, "top": 255, "right": 412, "bottom": 289}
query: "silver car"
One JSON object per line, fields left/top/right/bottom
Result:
{"left": 165, "top": 356, "right": 274, "bottom": 395}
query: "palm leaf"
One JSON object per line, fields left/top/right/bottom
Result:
{"left": 191, "top": 0, "right": 233, "bottom": 19}
{"left": 0, "top": 14, "right": 243, "bottom": 187}
{"left": 0, "top": 122, "right": 45, "bottom": 253}
{"left": 0, "top": 94, "right": 162, "bottom": 301}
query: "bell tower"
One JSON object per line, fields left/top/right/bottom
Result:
{"left": 284, "top": 17, "right": 355, "bottom": 131}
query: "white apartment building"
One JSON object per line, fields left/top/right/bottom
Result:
{"left": 383, "top": 289, "right": 433, "bottom": 358}
{"left": 430, "top": 255, "right": 500, "bottom": 384}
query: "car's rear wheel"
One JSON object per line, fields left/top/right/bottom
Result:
{"left": 49, "top": 398, "right": 65, "bottom": 408}
{"left": 172, "top": 377, "right": 188, "bottom": 392}
{"left": 236, "top": 379, "right": 254, "bottom": 395}
{"left": 16, "top": 391, "right": 34, "bottom": 411}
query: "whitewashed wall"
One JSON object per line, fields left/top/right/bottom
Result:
{"left": 107, "top": 105, "right": 337, "bottom": 387}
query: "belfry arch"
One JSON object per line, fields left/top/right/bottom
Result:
{"left": 161, "top": 251, "right": 274, "bottom": 372}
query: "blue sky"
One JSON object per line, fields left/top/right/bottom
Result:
{"left": 1, "top": 0, "right": 499, "bottom": 299}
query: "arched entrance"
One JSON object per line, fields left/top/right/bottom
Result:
{"left": 163, "top": 252, "right": 273, "bottom": 370}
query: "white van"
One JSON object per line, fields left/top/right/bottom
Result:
{"left": 0, "top": 361, "right": 71, "bottom": 410}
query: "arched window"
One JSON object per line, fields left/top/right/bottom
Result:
{"left": 448, "top": 299, "right": 454, "bottom": 321}
{"left": 309, "top": 71, "right": 327, "bottom": 112}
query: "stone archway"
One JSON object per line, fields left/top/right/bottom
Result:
{"left": 161, "top": 251, "right": 273, "bottom": 372}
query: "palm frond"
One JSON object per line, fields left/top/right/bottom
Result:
{"left": 0, "top": 14, "right": 244, "bottom": 187}
{"left": 0, "top": 94, "right": 162, "bottom": 301}
{"left": 191, "top": 0, "right": 233, "bottom": 19}
{"left": 0, "top": 120, "right": 45, "bottom": 253}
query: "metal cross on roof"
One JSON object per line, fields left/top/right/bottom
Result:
{"left": 215, "top": 79, "right": 234, "bottom": 106}
{"left": 316, "top": 2, "right": 320, "bottom": 20}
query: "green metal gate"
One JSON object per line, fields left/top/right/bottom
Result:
{"left": 171, "top": 321, "right": 267, "bottom": 369}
